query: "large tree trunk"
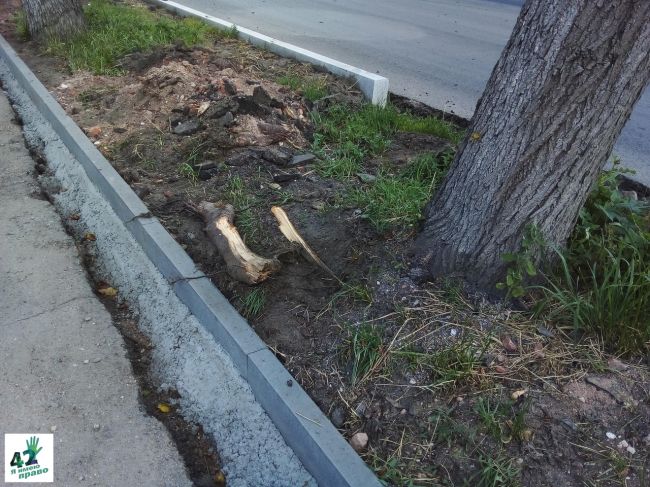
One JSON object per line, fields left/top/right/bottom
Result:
{"left": 22, "top": 0, "right": 86, "bottom": 42}
{"left": 415, "top": 0, "right": 650, "bottom": 292}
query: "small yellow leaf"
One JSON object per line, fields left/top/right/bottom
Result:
{"left": 157, "top": 403, "right": 171, "bottom": 413}
{"left": 470, "top": 131, "right": 482, "bottom": 142}
{"left": 83, "top": 232, "right": 96, "bottom": 241}
{"left": 98, "top": 286, "right": 118, "bottom": 297}
{"left": 214, "top": 470, "right": 226, "bottom": 486}
{"left": 521, "top": 429, "right": 534, "bottom": 442}
{"left": 511, "top": 389, "right": 528, "bottom": 400}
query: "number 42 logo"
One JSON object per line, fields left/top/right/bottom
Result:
{"left": 10, "top": 436, "right": 43, "bottom": 468}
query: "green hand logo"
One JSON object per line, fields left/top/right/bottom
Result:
{"left": 23, "top": 436, "right": 43, "bottom": 466}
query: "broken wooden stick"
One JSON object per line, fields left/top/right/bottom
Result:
{"left": 193, "top": 201, "right": 281, "bottom": 285}
{"left": 271, "top": 206, "right": 338, "bottom": 281}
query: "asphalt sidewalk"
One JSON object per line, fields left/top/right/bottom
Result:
{"left": 0, "top": 91, "right": 192, "bottom": 485}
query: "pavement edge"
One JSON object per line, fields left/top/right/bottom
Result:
{"left": 147, "top": 0, "right": 390, "bottom": 105}
{"left": 0, "top": 34, "right": 381, "bottom": 487}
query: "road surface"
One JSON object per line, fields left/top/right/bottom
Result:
{"left": 174, "top": 0, "right": 649, "bottom": 185}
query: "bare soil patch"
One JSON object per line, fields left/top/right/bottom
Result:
{"left": 2, "top": 4, "right": 649, "bottom": 486}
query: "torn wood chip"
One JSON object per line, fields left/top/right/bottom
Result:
{"left": 271, "top": 206, "right": 338, "bottom": 280}
{"left": 194, "top": 201, "right": 280, "bottom": 284}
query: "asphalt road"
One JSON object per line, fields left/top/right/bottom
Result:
{"left": 174, "top": 0, "right": 649, "bottom": 185}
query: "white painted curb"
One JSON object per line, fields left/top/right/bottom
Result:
{"left": 148, "top": 0, "right": 389, "bottom": 105}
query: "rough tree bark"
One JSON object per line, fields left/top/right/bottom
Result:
{"left": 415, "top": 0, "right": 650, "bottom": 292}
{"left": 22, "top": 0, "right": 86, "bottom": 42}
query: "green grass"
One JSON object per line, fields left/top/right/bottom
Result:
{"left": 393, "top": 332, "right": 488, "bottom": 389}
{"left": 13, "top": 10, "right": 29, "bottom": 41}
{"left": 344, "top": 323, "right": 383, "bottom": 385}
{"left": 224, "top": 176, "right": 259, "bottom": 243}
{"left": 470, "top": 453, "right": 520, "bottom": 487}
{"left": 533, "top": 163, "right": 650, "bottom": 354}
{"left": 348, "top": 151, "right": 454, "bottom": 231}
{"left": 178, "top": 162, "right": 198, "bottom": 183}
{"left": 242, "top": 288, "right": 266, "bottom": 318}
{"left": 277, "top": 74, "right": 328, "bottom": 102}
{"left": 313, "top": 104, "right": 463, "bottom": 168}
{"left": 45, "top": 0, "right": 220, "bottom": 74}
{"left": 475, "top": 397, "right": 505, "bottom": 440}
{"left": 331, "top": 282, "right": 373, "bottom": 306}
{"left": 429, "top": 406, "right": 478, "bottom": 446}
{"left": 312, "top": 102, "right": 460, "bottom": 230}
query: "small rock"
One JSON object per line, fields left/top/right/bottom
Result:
{"left": 92, "top": 358, "right": 101, "bottom": 363}
{"left": 269, "top": 183, "right": 282, "bottom": 190}
{"left": 349, "top": 432, "right": 368, "bottom": 452}
{"left": 172, "top": 118, "right": 201, "bottom": 136}
{"left": 607, "top": 357, "right": 629, "bottom": 372}
{"left": 193, "top": 161, "right": 222, "bottom": 180}
{"left": 536, "top": 325, "right": 555, "bottom": 337}
{"left": 83, "top": 360, "right": 89, "bottom": 364}
{"left": 408, "top": 378, "right": 416, "bottom": 385}
{"left": 357, "top": 172, "right": 377, "bottom": 184}
{"left": 606, "top": 432, "right": 617, "bottom": 440}
{"left": 273, "top": 172, "right": 300, "bottom": 183}
{"left": 252, "top": 85, "right": 273, "bottom": 106}
{"left": 561, "top": 418, "right": 577, "bottom": 431}
{"left": 87, "top": 126, "right": 102, "bottom": 138}
{"left": 644, "top": 433, "right": 650, "bottom": 446}
{"left": 586, "top": 375, "right": 633, "bottom": 404}
{"left": 92, "top": 424, "right": 101, "bottom": 432}
{"left": 289, "top": 153, "right": 317, "bottom": 167}
{"left": 204, "top": 97, "right": 239, "bottom": 118}
{"left": 50, "top": 425, "right": 57, "bottom": 432}
{"left": 113, "top": 126, "right": 127, "bottom": 134}
{"left": 70, "top": 105, "right": 81, "bottom": 115}
{"left": 258, "top": 146, "right": 293, "bottom": 165}
{"left": 225, "top": 149, "right": 259, "bottom": 166}
{"left": 330, "top": 407, "right": 346, "bottom": 428}
{"left": 216, "top": 111, "right": 235, "bottom": 127}
{"left": 627, "top": 446, "right": 636, "bottom": 455}
{"left": 85, "top": 317, "right": 91, "bottom": 322}
{"left": 618, "top": 440, "right": 629, "bottom": 449}
{"left": 501, "top": 335, "right": 518, "bottom": 352}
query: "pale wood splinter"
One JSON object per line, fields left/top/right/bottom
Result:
{"left": 193, "top": 201, "right": 281, "bottom": 285}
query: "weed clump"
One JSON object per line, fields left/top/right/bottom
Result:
{"left": 534, "top": 163, "right": 650, "bottom": 354}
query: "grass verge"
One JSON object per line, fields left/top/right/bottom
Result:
{"left": 44, "top": 0, "right": 220, "bottom": 75}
